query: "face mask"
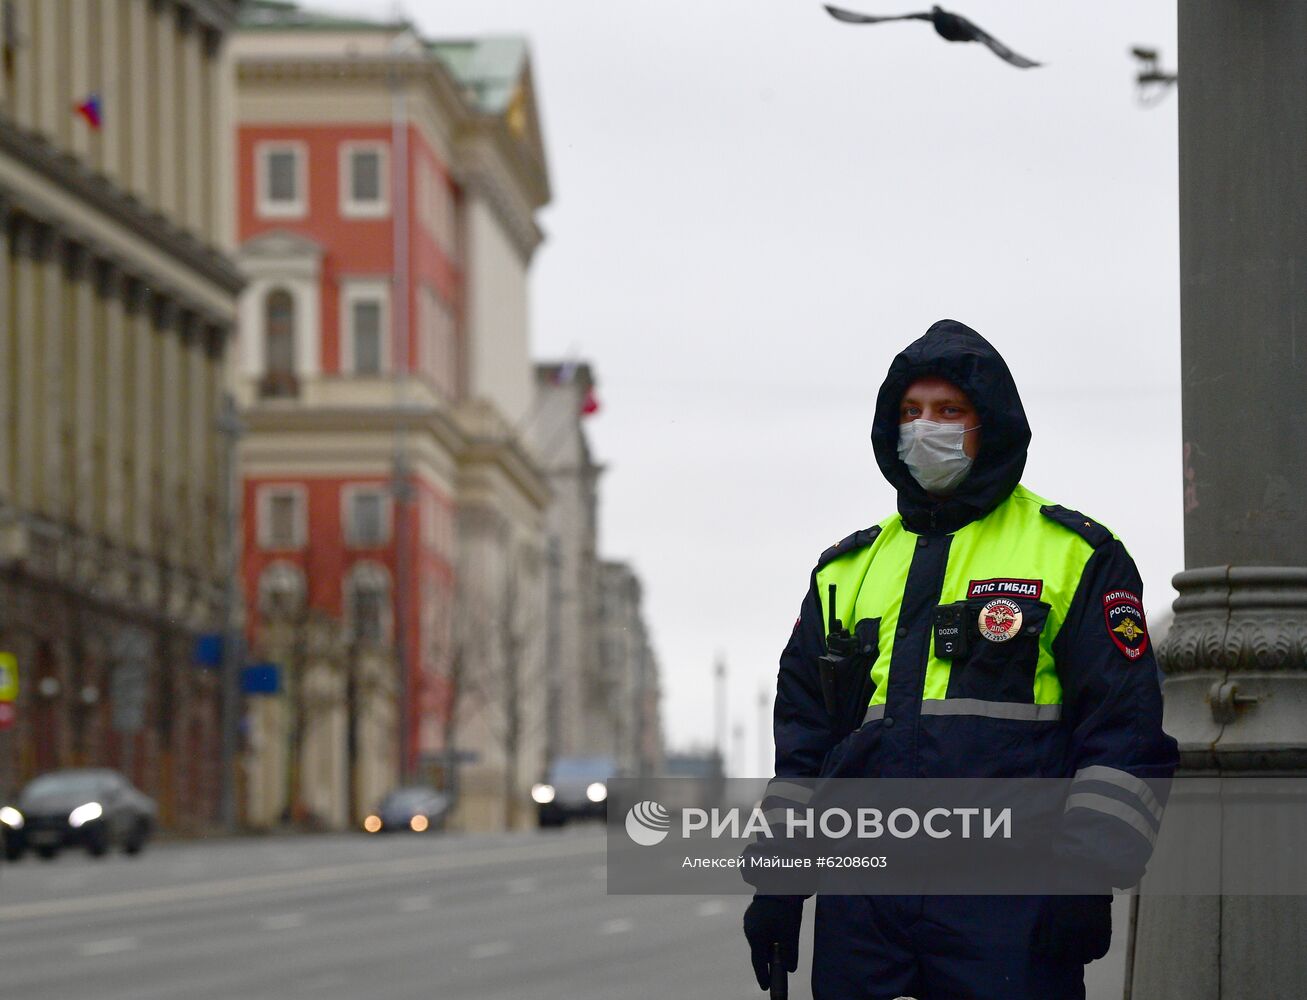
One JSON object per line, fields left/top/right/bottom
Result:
{"left": 896, "top": 419, "right": 981, "bottom": 496}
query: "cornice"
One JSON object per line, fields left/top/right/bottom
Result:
{"left": 185, "top": 0, "right": 242, "bottom": 34}
{"left": 236, "top": 55, "right": 470, "bottom": 133}
{"left": 0, "top": 116, "right": 245, "bottom": 298}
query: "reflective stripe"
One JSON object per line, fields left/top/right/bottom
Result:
{"left": 1065, "top": 792, "right": 1158, "bottom": 847}
{"left": 1072, "top": 766, "right": 1165, "bottom": 825}
{"left": 919, "top": 699, "right": 1062, "bottom": 721}
{"left": 763, "top": 780, "right": 815, "bottom": 806}
{"left": 862, "top": 704, "right": 887, "bottom": 724}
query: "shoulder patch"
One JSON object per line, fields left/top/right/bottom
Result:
{"left": 1103, "top": 589, "right": 1149, "bottom": 661}
{"left": 817, "top": 525, "right": 882, "bottom": 569}
{"left": 1039, "top": 505, "right": 1113, "bottom": 548}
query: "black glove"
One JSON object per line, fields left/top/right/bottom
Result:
{"left": 743, "top": 895, "right": 802, "bottom": 990}
{"left": 1032, "top": 894, "right": 1113, "bottom": 964}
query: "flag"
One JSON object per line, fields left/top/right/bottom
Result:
{"left": 580, "top": 386, "right": 600, "bottom": 417}
{"left": 74, "top": 93, "right": 102, "bottom": 130}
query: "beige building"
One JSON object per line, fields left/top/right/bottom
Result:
{"left": 0, "top": 0, "right": 244, "bottom": 829}
{"left": 598, "top": 560, "right": 664, "bottom": 776}
{"left": 231, "top": 2, "right": 552, "bottom": 831}
{"left": 530, "top": 363, "right": 603, "bottom": 762}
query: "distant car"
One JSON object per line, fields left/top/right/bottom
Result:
{"left": 363, "top": 786, "right": 450, "bottom": 834}
{"left": 6, "top": 769, "right": 157, "bottom": 860}
{"left": 532, "top": 756, "right": 616, "bottom": 828}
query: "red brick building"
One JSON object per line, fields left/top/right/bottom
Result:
{"left": 232, "top": 3, "right": 552, "bottom": 829}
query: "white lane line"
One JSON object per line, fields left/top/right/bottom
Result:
{"left": 259, "top": 913, "right": 305, "bottom": 931}
{"left": 505, "top": 877, "right": 537, "bottom": 895}
{"left": 696, "top": 899, "right": 727, "bottom": 917}
{"left": 469, "top": 941, "right": 513, "bottom": 960}
{"left": 78, "top": 937, "right": 139, "bottom": 957}
{"left": 398, "top": 895, "right": 432, "bottom": 913}
{"left": 0, "top": 836, "right": 601, "bottom": 922}
{"left": 599, "top": 917, "right": 633, "bottom": 935}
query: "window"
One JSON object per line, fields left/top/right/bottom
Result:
{"left": 346, "top": 562, "right": 391, "bottom": 644}
{"left": 344, "top": 487, "right": 389, "bottom": 547}
{"left": 341, "top": 281, "right": 389, "bottom": 375}
{"left": 261, "top": 289, "right": 297, "bottom": 398}
{"left": 257, "top": 143, "right": 306, "bottom": 218}
{"left": 341, "top": 143, "right": 388, "bottom": 218}
{"left": 258, "top": 486, "right": 306, "bottom": 550}
{"left": 258, "top": 561, "right": 306, "bottom": 618}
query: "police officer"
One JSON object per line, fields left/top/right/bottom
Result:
{"left": 743, "top": 320, "right": 1178, "bottom": 999}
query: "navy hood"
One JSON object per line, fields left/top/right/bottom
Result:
{"left": 871, "top": 319, "right": 1031, "bottom": 534}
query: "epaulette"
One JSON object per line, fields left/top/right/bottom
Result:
{"left": 817, "top": 525, "right": 882, "bottom": 569}
{"left": 1039, "top": 505, "right": 1113, "bottom": 548}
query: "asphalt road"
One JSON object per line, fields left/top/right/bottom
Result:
{"left": 0, "top": 827, "right": 1128, "bottom": 999}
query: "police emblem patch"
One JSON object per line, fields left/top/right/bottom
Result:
{"left": 1103, "top": 589, "right": 1149, "bottom": 661}
{"left": 978, "top": 598, "right": 1023, "bottom": 643}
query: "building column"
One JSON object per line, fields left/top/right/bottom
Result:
{"left": 0, "top": 201, "right": 11, "bottom": 501}
{"left": 38, "top": 228, "right": 64, "bottom": 520}
{"left": 69, "top": 244, "right": 96, "bottom": 534}
{"left": 10, "top": 218, "right": 38, "bottom": 510}
{"left": 98, "top": 0, "right": 121, "bottom": 183}
{"left": 179, "top": 9, "right": 204, "bottom": 236}
{"left": 152, "top": 0, "right": 176, "bottom": 219}
{"left": 102, "top": 264, "right": 127, "bottom": 543}
{"left": 156, "top": 298, "right": 182, "bottom": 568}
{"left": 126, "top": 0, "right": 149, "bottom": 201}
{"left": 125, "top": 280, "right": 152, "bottom": 554}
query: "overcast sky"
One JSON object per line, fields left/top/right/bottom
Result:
{"left": 316, "top": 0, "right": 1182, "bottom": 773}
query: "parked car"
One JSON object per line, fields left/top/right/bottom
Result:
{"left": 532, "top": 756, "right": 617, "bottom": 828}
{"left": 5, "top": 769, "right": 157, "bottom": 860}
{"left": 1, "top": 799, "right": 21, "bottom": 862}
{"left": 362, "top": 786, "right": 450, "bottom": 834}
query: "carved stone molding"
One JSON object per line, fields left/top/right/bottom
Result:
{"left": 1158, "top": 566, "right": 1307, "bottom": 675}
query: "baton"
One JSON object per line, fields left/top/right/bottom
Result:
{"left": 770, "top": 942, "right": 789, "bottom": 999}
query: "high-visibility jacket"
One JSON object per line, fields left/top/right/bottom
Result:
{"left": 770, "top": 321, "right": 1178, "bottom": 888}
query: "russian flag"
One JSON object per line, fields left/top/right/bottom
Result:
{"left": 74, "top": 93, "right": 102, "bottom": 130}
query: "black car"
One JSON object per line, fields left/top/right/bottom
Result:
{"left": 532, "top": 756, "right": 616, "bottom": 828}
{"left": 6, "top": 769, "right": 157, "bottom": 860}
{"left": 363, "top": 786, "right": 450, "bottom": 834}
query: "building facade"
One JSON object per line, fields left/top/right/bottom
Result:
{"left": 598, "top": 560, "right": 663, "bottom": 776}
{"left": 529, "top": 363, "right": 603, "bottom": 764}
{"left": 232, "top": 2, "right": 552, "bottom": 830}
{"left": 0, "top": 0, "right": 244, "bottom": 830}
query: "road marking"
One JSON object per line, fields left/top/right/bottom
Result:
{"left": 469, "top": 941, "right": 513, "bottom": 959}
{"left": 398, "top": 895, "right": 432, "bottom": 913}
{"left": 259, "top": 913, "right": 304, "bottom": 930}
{"left": 696, "top": 899, "right": 727, "bottom": 917}
{"left": 0, "top": 836, "right": 601, "bottom": 923}
{"left": 78, "top": 937, "right": 138, "bottom": 957}
{"left": 505, "top": 877, "right": 537, "bottom": 895}
{"left": 599, "top": 918, "right": 633, "bottom": 935}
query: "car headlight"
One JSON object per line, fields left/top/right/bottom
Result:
{"left": 363, "top": 815, "right": 382, "bottom": 833}
{"left": 69, "top": 801, "right": 103, "bottom": 828}
{"left": 531, "top": 783, "right": 555, "bottom": 804}
{"left": 586, "top": 782, "right": 608, "bottom": 803}
{"left": 410, "top": 815, "right": 429, "bottom": 832}
{"left": 0, "top": 806, "right": 23, "bottom": 829}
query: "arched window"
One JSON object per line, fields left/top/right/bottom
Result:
{"left": 346, "top": 562, "right": 391, "bottom": 645}
{"left": 262, "top": 289, "right": 297, "bottom": 397}
{"left": 258, "top": 560, "right": 306, "bottom": 619}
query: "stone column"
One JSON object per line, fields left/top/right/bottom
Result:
{"left": 1128, "top": 3, "right": 1307, "bottom": 998}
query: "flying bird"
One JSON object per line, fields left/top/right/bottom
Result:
{"left": 824, "top": 5, "right": 1042, "bottom": 69}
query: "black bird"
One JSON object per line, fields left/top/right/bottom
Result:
{"left": 824, "top": 5, "right": 1042, "bottom": 69}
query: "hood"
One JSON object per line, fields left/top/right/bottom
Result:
{"left": 871, "top": 319, "right": 1031, "bottom": 534}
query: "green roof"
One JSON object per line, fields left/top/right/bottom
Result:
{"left": 428, "top": 37, "right": 528, "bottom": 115}
{"left": 239, "top": 0, "right": 404, "bottom": 31}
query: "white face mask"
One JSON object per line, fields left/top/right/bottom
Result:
{"left": 896, "top": 419, "right": 980, "bottom": 496}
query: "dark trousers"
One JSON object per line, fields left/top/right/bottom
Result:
{"left": 812, "top": 895, "right": 1086, "bottom": 1000}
